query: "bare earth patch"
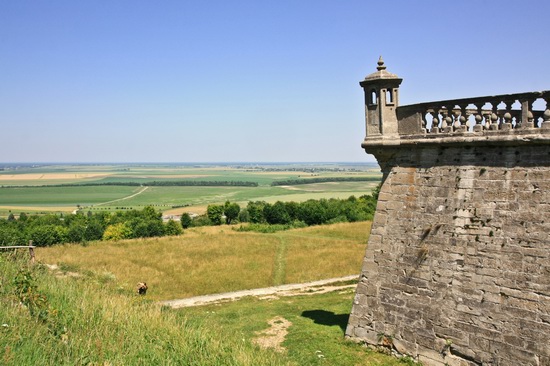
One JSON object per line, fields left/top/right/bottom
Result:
{"left": 44, "top": 264, "right": 81, "bottom": 278}
{"left": 253, "top": 316, "right": 292, "bottom": 352}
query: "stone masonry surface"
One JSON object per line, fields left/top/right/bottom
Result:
{"left": 346, "top": 145, "right": 550, "bottom": 366}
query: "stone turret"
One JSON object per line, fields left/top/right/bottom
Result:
{"left": 360, "top": 56, "right": 402, "bottom": 139}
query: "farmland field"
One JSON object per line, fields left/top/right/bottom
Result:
{"left": 0, "top": 162, "right": 381, "bottom": 217}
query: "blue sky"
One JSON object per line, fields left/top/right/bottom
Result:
{"left": 1, "top": 0, "right": 549, "bottom": 163}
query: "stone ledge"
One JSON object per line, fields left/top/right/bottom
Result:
{"left": 362, "top": 129, "right": 550, "bottom": 150}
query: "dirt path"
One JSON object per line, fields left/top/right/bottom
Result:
{"left": 161, "top": 275, "right": 358, "bottom": 309}
{"left": 94, "top": 186, "right": 149, "bottom": 207}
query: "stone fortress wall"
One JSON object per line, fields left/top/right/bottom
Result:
{"left": 345, "top": 58, "right": 550, "bottom": 366}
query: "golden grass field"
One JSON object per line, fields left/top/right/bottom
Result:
{"left": 37, "top": 221, "right": 371, "bottom": 301}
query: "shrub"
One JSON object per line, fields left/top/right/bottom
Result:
{"left": 164, "top": 220, "right": 183, "bottom": 236}
{"left": 180, "top": 213, "right": 192, "bottom": 229}
{"left": 103, "top": 223, "right": 133, "bottom": 241}
{"left": 27, "top": 225, "right": 68, "bottom": 246}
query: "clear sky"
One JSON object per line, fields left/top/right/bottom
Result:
{"left": 1, "top": 0, "right": 549, "bottom": 163}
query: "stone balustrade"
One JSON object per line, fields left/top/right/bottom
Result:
{"left": 360, "top": 58, "right": 550, "bottom": 150}
{"left": 397, "top": 90, "right": 550, "bottom": 136}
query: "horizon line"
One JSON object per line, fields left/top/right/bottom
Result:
{"left": 0, "top": 161, "right": 378, "bottom": 165}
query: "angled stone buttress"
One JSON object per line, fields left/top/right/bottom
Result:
{"left": 345, "top": 57, "right": 550, "bottom": 366}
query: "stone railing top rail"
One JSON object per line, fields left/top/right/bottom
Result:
{"left": 393, "top": 90, "right": 550, "bottom": 138}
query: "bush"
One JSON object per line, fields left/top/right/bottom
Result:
{"left": 66, "top": 224, "right": 87, "bottom": 243}
{"left": 103, "top": 223, "right": 133, "bottom": 241}
{"left": 0, "top": 224, "right": 27, "bottom": 246}
{"left": 180, "top": 213, "right": 192, "bottom": 229}
{"left": 27, "top": 225, "right": 68, "bottom": 246}
{"left": 190, "top": 214, "right": 212, "bottom": 227}
{"left": 238, "top": 208, "right": 250, "bottom": 223}
{"left": 164, "top": 220, "right": 183, "bottom": 236}
{"left": 234, "top": 220, "right": 306, "bottom": 233}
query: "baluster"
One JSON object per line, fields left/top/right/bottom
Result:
{"left": 452, "top": 107, "right": 461, "bottom": 131}
{"left": 520, "top": 98, "right": 534, "bottom": 128}
{"left": 483, "top": 111, "right": 492, "bottom": 130}
{"left": 490, "top": 101, "right": 500, "bottom": 130}
{"left": 460, "top": 104, "right": 470, "bottom": 132}
{"left": 430, "top": 109, "right": 440, "bottom": 133}
{"left": 441, "top": 107, "right": 451, "bottom": 133}
{"left": 421, "top": 110, "right": 428, "bottom": 133}
{"left": 543, "top": 96, "right": 550, "bottom": 129}
{"left": 473, "top": 103, "right": 484, "bottom": 132}
{"left": 502, "top": 101, "right": 513, "bottom": 130}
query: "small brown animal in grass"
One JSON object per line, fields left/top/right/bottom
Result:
{"left": 137, "top": 282, "right": 148, "bottom": 295}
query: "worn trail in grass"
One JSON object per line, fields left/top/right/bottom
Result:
{"left": 162, "top": 275, "right": 358, "bottom": 308}
{"left": 273, "top": 235, "right": 288, "bottom": 286}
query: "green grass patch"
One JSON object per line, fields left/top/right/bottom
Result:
{"left": 177, "top": 289, "right": 417, "bottom": 365}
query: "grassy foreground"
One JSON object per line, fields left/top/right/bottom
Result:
{"left": 1, "top": 222, "right": 419, "bottom": 365}
{"left": 0, "top": 253, "right": 289, "bottom": 365}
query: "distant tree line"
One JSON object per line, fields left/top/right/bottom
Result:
{"left": 271, "top": 177, "right": 380, "bottom": 186}
{"left": 0, "top": 186, "right": 380, "bottom": 247}
{"left": 0, "top": 206, "right": 182, "bottom": 247}
{"left": 0, "top": 180, "right": 258, "bottom": 188}
{"left": 183, "top": 185, "right": 380, "bottom": 232}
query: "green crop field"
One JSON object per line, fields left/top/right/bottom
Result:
{"left": 0, "top": 163, "right": 381, "bottom": 217}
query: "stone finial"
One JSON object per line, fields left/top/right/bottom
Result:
{"left": 363, "top": 56, "right": 400, "bottom": 81}
{"left": 377, "top": 56, "right": 386, "bottom": 71}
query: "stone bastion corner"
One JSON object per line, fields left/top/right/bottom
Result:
{"left": 345, "top": 57, "right": 550, "bottom": 366}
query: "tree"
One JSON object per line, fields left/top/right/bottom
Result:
{"left": 141, "top": 206, "right": 162, "bottom": 221}
{"left": 165, "top": 220, "right": 183, "bottom": 236}
{"left": 224, "top": 201, "right": 240, "bottom": 225}
{"left": 298, "top": 200, "right": 327, "bottom": 226}
{"left": 66, "top": 223, "right": 86, "bottom": 243}
{"left": 127, "top": 216, "right": 165, "bottom": 238}
{"left": 238, "top": 208, "right": 249, "bottom": 223}
{"left": 207, "top": 204, "right": 224, "bottom": 225}
{"left": 263, "top": 201, "right": 291, "bottom": 225}
{"left": 284, "top": 201, "right": 300, "bottom": 221}
{"left": 180, "top": 213, "right": 192, "bottom": 229}
{"left": 247, "top": 201, "right": 266, "bottom": 223}
{"left": 84, "top": 220, "right": 105, "bottom": 241}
